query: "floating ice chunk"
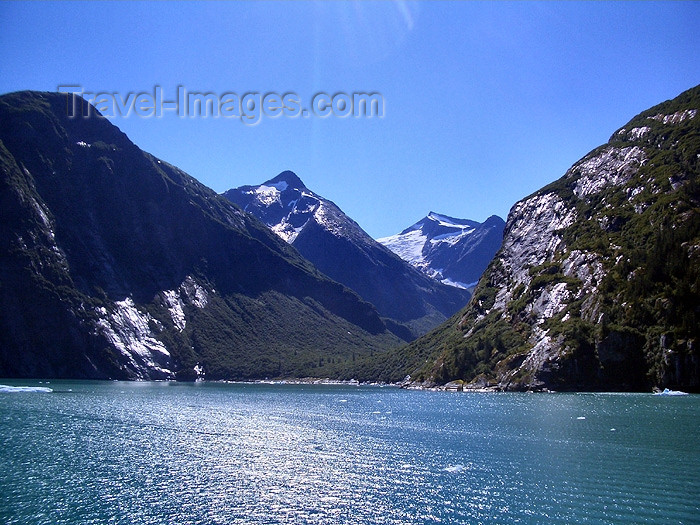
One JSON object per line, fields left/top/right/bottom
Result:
{"left": 654, "top": 388, "right": 689, "bottom": 396}
{"left": 0, "top": 385, "right": 53, "bottom": 393}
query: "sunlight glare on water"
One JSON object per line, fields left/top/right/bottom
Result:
{"left": 1, "top": 381, "right": 699, "bottom": 524}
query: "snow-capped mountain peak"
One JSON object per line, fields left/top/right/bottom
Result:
{"left": 378, "top": 213, "right": 505, "bottom": 289}
{"left": 267, "top": 169, "right": 307, "bottom": 191}
{"left": 223, "top": 171, "right": 325, "bottom": 243}
{"left": 222, "top": 172, "right": 472, "bottom": 339}
{"left": 426, "top": 211, "right": 478, "bottom": 228}
{"left": 400, "top": 211, "right": 480, "bottom": 236}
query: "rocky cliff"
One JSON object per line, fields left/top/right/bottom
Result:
{"left": 0, "top": 91, "right": 400, "bottom": 380}
{"left": 400, "top": 85, "right": 700, "bottom": 392}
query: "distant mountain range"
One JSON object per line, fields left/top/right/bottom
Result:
{"left": 223, "top": 172, "right": 472, "bottom": 339}
{"left": 3, "top": 85, "right": 698, "bottom": 393}
{"left": 390, "top": 84, "right": 700, "bottom": 392}
{"left": 0, "top": 91, "right": 401, "bottom": 380}
{"left": 378, "top": 212, "right": 504, "bottom": 290}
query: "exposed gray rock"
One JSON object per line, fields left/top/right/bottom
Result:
{"left": 404, "top": 84, "right": 700, "bottom": 392}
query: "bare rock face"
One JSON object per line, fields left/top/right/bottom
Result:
{"left": 404, "top": 85, "right": 700, "bottom": 392}
{"left": 0, "top": 91, "right": 401, "bottom": 381}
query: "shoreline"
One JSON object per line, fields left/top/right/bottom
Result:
{"left": 0, "top": 377, "right": 693, "bottom": 395}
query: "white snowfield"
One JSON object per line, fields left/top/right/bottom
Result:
{"left": 378, "top": 212, "right": 488, "bottom": 289}
{"left": 378, "top": 229, "right": 427, "bottom": 266}
{"left": 92, "top": 276, "right": 211, "bottom": 379}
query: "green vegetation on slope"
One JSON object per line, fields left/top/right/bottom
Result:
{"left": 397, "top": 85, "right": 700, "bottom": 391}
{"left": 0, "top": 91, "right": 402, "bottom": 380}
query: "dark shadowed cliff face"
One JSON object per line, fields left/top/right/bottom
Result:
{"left": 223, "top": 172, "right": 472, "bottom": 340}
{"left": 398, "top": 85, "right": 700, "bottom": 392}
{"left": 0, "top": 91, "right": 400, "bottom": 380}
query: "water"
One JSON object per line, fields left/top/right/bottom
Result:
{"left": 1, "top": 380, "right": 698, "bottom": 524}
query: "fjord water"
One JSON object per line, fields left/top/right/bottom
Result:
{"left": 1, "top": 381, "right": 698, "bottom": 525}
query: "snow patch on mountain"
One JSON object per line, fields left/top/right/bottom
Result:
{"left": 267, "top": 180, "right": 288, "bottom": 191}
{"left": 161, "top": 290, "right": 186, "bottom": 331}
{"left": 252, "top": 185, "right": 283, "bottom": 206}
{"left": 431, "top": 228, "right": 475, "bottom": 244}
{"left": 91, "top": 277, "right": 212, "bottom": 378}
{"left": 94, "top": 298, "right": 173, "bottom": 379}
{"left": 312, "top": 203, "right": 334, "bottom": 232}
{"left": 426, "top": 212, "right": 473, "bottom": 228}
{"left": 223, "top": 171, "right": 473, "bottom": 334}
{"left": 271, "top": 221, "right": 308, "bottom": 243}
{"left": 158, "top": 276, "right": 210, "bottom": 331}
{"left": 378, "top": 229, "right": 427, "bottom": 266}
{"left": 378, "top": 212, "right": 504, "bottom": 289}
{"left": 439, "top": 278, "right": 477, "bottom": 290}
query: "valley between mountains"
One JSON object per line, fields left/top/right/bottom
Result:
{"left": 1, "top": 86, "right": 699, "bottom": 391}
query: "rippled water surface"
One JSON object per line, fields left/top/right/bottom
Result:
{"left": 1, "top": 380, "right": 698, "bottom": 524}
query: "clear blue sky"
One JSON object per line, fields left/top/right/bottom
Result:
{"left": 1, "top": 1, "right": 699, "bottom": 238}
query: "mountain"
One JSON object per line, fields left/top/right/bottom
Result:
{"left": 223, "top": 173, "right": 472, "bottom": 339}
{"left": 0, "top": 91, "right": 402, "bottom": 381}
{"left": 392, "top": 85, "right": 700, "bottom": 392}
{"left": 377, "top": 212, "right": 504, "bottom": 289}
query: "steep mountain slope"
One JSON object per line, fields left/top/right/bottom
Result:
{"left": 378, "top": 212, "right": 504, "bottom": 289}
{"left": 397, "top": 85, "right": 700, "bottom": 392}
{"left": 223, "top": 172, "right": 472, "bottom": 339}
{"left": 0, "top": 91, "right": 401, "bottom": 380}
